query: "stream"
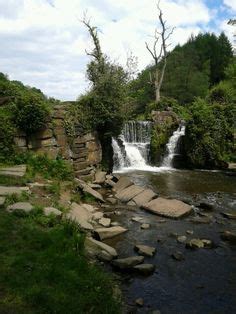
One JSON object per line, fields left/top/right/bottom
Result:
{"left": 108, "top": 122, "right": 236, "bottom": 313}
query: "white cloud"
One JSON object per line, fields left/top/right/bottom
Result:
{"left": 0, "top": 0, "right": 231, "bottom": 100}
{"left": 223, "top": 0, "right": 236, "bottom": 12}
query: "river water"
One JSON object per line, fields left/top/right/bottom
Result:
{"left": 106, "top": 169, "right": 236, "bottom": 314}
{"left": 109, "top": 123, "right": 236, "bottom": 313}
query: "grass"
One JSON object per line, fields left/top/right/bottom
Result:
{"left": 0, "top": 209, "right": 120, "bottom": 314}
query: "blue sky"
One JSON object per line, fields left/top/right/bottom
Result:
{"left": 0, "top": 0, "right": 235, "bottom": 100}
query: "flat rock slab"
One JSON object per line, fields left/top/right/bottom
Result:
{"left": 0, "top": 186, "right": 29, "bottom": 196}
{"left": 84, "top": 237, "right": 117, "bottom": 258}
{"left": 133, "top": 189, "right": 157, "bottom": 207}
{"left": 94, "top": 226, "right": 128, "bottom": 240}
{"left": 0, "top": 165, "right": 26, "bottom": 177}
{"left": 7, "top": 202, "right": 33, "bottom": 213}
{"left": 113, "top": 176, "right": 134, "bottom": 193}
{"left": 135, "top": 244, "right": 156, "bottom": 257}
{"left": 112, "top": 256, "right": 144, "bottom": 269}
{"left": 76, "top": 179, "right": 104, "bottom": 203}
{"left": 116, "top": 185, "right": 145, "bottom": 203}
{"left": 143, "top": 197, "right": 192, "bottom": 218}
{"left": 0, "top": 196, "right": 5, "bottom": 206}
{"left": 66, "top": 202, "right": 93, "bottom": 230}
{"left": 44, "top": 207, "right": 62, "bottom": 216}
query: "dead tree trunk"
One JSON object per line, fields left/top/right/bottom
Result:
{"left": 145, "top": 0, "right": 174, "bottom": 104}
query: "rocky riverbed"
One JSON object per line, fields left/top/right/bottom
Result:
{"left": 1, "top": 165, "right": 235, "bottom": 313}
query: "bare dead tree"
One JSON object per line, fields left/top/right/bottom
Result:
{"left": 145, "top": 0, "right": 175, "bottom": 103}
{"left": 81, "top": 14, "right": 104, "bottom": 64}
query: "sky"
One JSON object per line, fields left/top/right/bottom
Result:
{"left": 0, "top": 0, "right": 235, "bottom": 100}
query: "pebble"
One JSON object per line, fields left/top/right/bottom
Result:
{"left": 141, "top": 223, "right": 150, "bottom": 229}
{"left": 177, "top": 235, "right": 187, "bottom": 243}
{"left": 135, "top": 298, "right": 144, "bottom": 306}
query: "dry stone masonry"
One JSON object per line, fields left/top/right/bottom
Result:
{"left": 13, "top": 103, "right": 102, "bottom": 180}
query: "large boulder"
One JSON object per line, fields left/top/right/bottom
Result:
{"left": 116, "top": 185, "right": 144, "bottom": 203}
{"left": 94, "top": 226, "right": 128, "bottom": 240}
{"left": 133, "top": 189, "right": 157, "bottom": 207}
{"left": 113, "top": 176, "right": 133, "bottom": 193}
{"left": 142, "top": 197, "right": 192, "bottom": 218}
{"left": 66, "top": 202, "right": 93, "bottom": 230}
{"left": 112, "top": 256, "right": 144, "bottom": 269}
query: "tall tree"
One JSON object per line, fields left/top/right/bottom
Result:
{"left": 145, "top": 0, "right": 174, "bottom": 103}
{"left": 82, "top": 17, "right": 127, "bottom": 170}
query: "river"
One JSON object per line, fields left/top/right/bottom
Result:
{"left": 108, "top": 122, "right": 236, "bottom": 313}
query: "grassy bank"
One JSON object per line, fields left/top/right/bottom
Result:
{"left": 0, "top": 205, "right": 120, "bottom": 314}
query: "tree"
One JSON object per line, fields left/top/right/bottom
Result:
{"left": 82, "top": 16, "right": 128, "bottom": 170}
{"left": 145, "top": 0, "right": 174, "bottom": 103}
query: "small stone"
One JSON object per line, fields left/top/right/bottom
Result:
{"left": 177, "top": 235, "right": 187, "bottom": 243}
{"left": 133, "top": 263, "right": 156, "bottom": 275}
{"left": 202, "top": 239, "right": 214, "bottom": 248}
{"left": 157, "top": 219, "right": 166, "bottom": 223}
{"left": 171, "top": 251, "right": 185, "bottom": 261}
{"left": 131, "top": 216, "right": 143, "bottom": 223}
{"left": 112, "top": 256, "right": 144, "bottom": 269}
{"left": 220, "top": 231, "right": 236, "bottom": 244}
{"left": 151, "top": 310, "right": 161, "bottom": 314}
{"left": 135, "top": 244, "right": 156, "bottom": 257}
{"left": 44, "top": 207, "right": 62, "bottom": 217}
{"left": 99, "top": 217, "right": 111, "bottom": 227}
{"left": 141, "top": 223, "right": 150, "bottom": 229}
{"left": 186, "top": 238, "right": 204, "bottom": 249}
{"left": 168, "top": 232, "right": 178, "bottom": 238}
{"left": 135, "top": 298, "right": 144, "bottom": 307}
{"left": 186, "top": 230, "right": 194, "bottom": 235}
{"left": 7, "top": 202, "right": 33, "bottom": 213}
{"left": 111, "top": 221, "right": 120, "bottom": 226}
{"left": 199, "top": 202, "right": 214, "bottom": 211}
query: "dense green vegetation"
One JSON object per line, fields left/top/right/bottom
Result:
{"left": 127, "top": 32, "right": 233, "bottom": 115}
{"left": 184, "top": 60, "right": 236, "bottom": 168}
{"left": 0, "top": 73, "right": 58, "bottom": 162}
{"left": 0, "top": 209, "right": 120, "bottom": 314}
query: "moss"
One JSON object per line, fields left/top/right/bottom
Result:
{"left": 150, "top": 120, "right": 178, "bottom": 164}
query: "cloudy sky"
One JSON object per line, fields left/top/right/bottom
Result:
{"left": 0, "top": 0, "right": 235, "bottom": 100}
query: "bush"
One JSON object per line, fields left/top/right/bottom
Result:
{"left": 0, "top": 107, "right": 16, "bottom": 162}
{"left": 207, "top": 81, "right": 234, "bottom": 105}
{"left": 14, "top": 93, "right": 50, "bottom": 135}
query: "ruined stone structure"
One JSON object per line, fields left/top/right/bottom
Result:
{"left": 14, "top": 104, "right": 102, "bottom": 181}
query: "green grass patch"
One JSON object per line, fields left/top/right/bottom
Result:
{"left": 0, "top": 210, "right": 120, "bottom": 314}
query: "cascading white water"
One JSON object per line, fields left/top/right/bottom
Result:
{"left": 161, "top": 125, "right": 186, "bottom": 168}
{"left": 112, "top": 122, "right": 185, "bottom": 172}
{"left": 112, "top": 121, "right": 152, "bottom": 171}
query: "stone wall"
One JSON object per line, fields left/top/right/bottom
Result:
{"left": 14, "top": 104, "right": 102, "bottom": 180}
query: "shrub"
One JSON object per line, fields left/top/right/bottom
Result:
{"left": 14, "top": 93, "right": 50, "bottom": 135}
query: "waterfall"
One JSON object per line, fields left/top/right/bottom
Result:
{"left": 112, "top": 121, "right": 152, "bottom": 171}
{"left": 161, "top": 125, "right": 186, "bottom": 168}
{"left": 112, "top": 121, "right": 185, "bottom": 172}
